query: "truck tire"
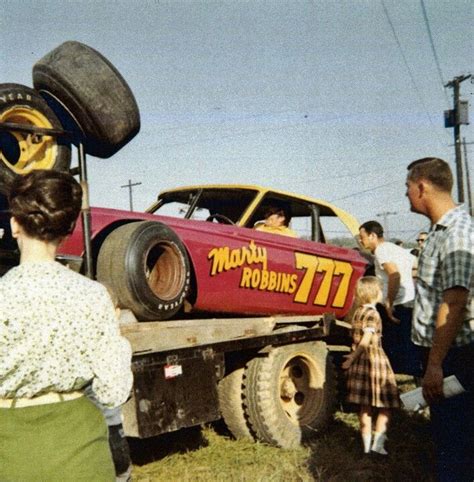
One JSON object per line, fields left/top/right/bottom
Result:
{"left": 0, "top": 83, "right": 71, "bottom": 194}
{"left": 32, "top": 41, "right": 140, "bottom": 158}
{"left": 218, "top": 367, "right": 255, "bottom": 441}
{"left": 96, "top": 221, "right": 190, "bottom": 321}
{"left": 243, "top": 341, "right": 336, "bottom": 448}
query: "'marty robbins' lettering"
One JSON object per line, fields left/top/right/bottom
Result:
{"left": 208, "top": 240, "right": 267, "bottom": 275}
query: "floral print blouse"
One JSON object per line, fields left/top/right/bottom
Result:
{"left": 0, "top": 261, "right": 133, "bottom": 407}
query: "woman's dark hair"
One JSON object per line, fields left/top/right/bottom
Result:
{"left": 8, "top": 169, "right": 82, "bottom": 242}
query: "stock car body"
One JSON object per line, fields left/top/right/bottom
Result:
{"left": 3, "top": 184, "right": 367, "bottom": 321}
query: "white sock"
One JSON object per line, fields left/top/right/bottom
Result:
{"left": 362, "top": 433, "right": 372, "bottom": 453}
{"left": 371, "top": 432, "right": 388, "bottom": 455}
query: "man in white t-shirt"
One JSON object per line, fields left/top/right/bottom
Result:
{"left": 359, "top": 220, "right": 422, "bottom": 376}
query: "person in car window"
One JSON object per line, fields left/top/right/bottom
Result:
{"left": 0, "top": 169, "right": 132, "bottom": 482}
{"left": 255, "top": 205, "right": 297, "bottom": 238}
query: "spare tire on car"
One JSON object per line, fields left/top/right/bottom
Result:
{"left": 0, "top": 83, "right": 71, "bottom": 195}
{"left": 97, "top": 221, "right": 191, "bottom": 321}
{"left": 32, "top": 41, "right": 140, "bottom": 158}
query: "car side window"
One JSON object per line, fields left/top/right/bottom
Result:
{"left": 319, "top": 216, "right": 358, "bottom": 248}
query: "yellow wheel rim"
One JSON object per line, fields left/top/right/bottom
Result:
{"left": 278, "top": 354, "right": 323, "bottom": 426}
{"left": 0, "top": 106, "right": 58, "bottom": 174}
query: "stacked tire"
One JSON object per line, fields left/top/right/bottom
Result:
{"left": 0, "top": 41, "right": 140, "bottom": 194}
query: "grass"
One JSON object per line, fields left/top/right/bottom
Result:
{"left": 129, "top": 376, "right": 436, "bottom": 482}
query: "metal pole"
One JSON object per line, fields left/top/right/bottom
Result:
{"left": 453, "top": 79, "right": 464, "bottom": 203}
{"left": 120, "top": 179, "right": 142, "bottom": 212}
{"left": 78, "top": 143, "right": 94, "bottom": 279}
{"left": 463, "top": 137, "right": 473, "bottom": 216}
{"left": 376, "top": 211, "right": 397, "bottom": 240}
{"left": 445, "top": 74, "right": 471, "bottom": 203}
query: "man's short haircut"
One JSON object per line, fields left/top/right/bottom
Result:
{"left": 359, "top": 220, "right": 384, "bottom": 238}
{"left": 264, "top": 204, "right": 291, "bottom": 226}
{"left": 407, "top": 157, "right": 453, "bottom": 193}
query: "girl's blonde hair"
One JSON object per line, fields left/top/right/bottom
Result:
{"left": 355, "top": 276, "right": 383, "bottom": 305}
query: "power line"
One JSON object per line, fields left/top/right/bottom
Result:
{"left": 120, "top": 179, "right": 142, "bottom": 211}
{"left": 420, "top": 0, "right": 451, "bottom": 108}
{"left": 380, "top": 0, "right": 447, "bottom": 148}
{"left": 376, "top": 210, "right": 398, "bottom": 239}
{"left": 330, "top": 179, "right": 400, "bottom": 202}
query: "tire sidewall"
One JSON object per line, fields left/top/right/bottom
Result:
{"left": 124, "top": 222, "right": 190, "bottom": 319}
{"left": 245, "top": 341, "right": 336, "bottom": 447}
{"left": 33, "top": 41, "right": 140, "bottom": 158}
{"left": 0, "top": 83, "right": 71, "bottom": 193}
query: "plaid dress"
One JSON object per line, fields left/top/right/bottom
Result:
{"left": 346, "top": 305, "right": 400, "bottom": 408}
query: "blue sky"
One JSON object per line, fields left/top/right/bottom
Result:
{"left": 1, "top": 0, "right": 472, "bottom": 240}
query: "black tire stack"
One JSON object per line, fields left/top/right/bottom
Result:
{"left": 0, "top": 41, "right": 141, "bottom": 194}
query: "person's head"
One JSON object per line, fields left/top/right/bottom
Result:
{"left": 358, "top": 220, "right": 384, "bottom": 253}
{"left": 416, "top": 231, "right": 428, "bottom": 247}
{"left": 394, "top": 239, "right": 403, "bottom": 247}
{"left": 8, "top": 169, "right": 82, "bottom": 245}
{"left": 406, "top": 157, "right": 454, "bottom": 215}
{"left": 263, "top": 204, "right": 291, "bottom": 228}
{"left": 355, "top": 276, "right": 383, "bottom": 305}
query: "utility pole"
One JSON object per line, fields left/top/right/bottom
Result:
{"left": 444, "top": 74, "right": 471, "bottom": 203}
{"left": 376, "top": 211, "right": 397, "bottom": 239}
{"left": 120, "top": 179, "right": 142, "bottom": 211}
{"left": 463, "top": 138, "right": 473, "bottom": 216}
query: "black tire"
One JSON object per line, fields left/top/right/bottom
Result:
{"left": 243, "top": 341, "right": 337, "bottom": 448}
{"left": 96, "top": 221, "right": 191, "bottom": 321}
{"left": 218, "top": 367, "right": 255, "bottom": 441}
{"left": 32, "top": 41, "right": 140, "bottom": 158}
{"left": 0, "top": 83, "right": 71, "bottom": 194}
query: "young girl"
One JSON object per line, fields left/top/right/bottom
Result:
{"left": 342, "top": 276, "right": 400, "bottom": 455}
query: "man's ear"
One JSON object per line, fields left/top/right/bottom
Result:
{"left": 10, "top": 217, "right": 21, "bottom": 239}
{"left": 416, "top": 180, "right": 428, "bottom": 198}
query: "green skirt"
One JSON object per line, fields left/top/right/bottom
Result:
{"left": 0, "top": 396, "right": 115, "bottom": 481}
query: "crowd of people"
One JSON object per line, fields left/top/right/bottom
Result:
{"left": 0, "top": 157, "right": 472, "bottom": 481}
{"left": 344, "top": 157, "right": 473, "bottom": 482}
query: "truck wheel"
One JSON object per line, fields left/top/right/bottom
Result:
{"left": 243, "top": 341, "right": 336, "bottom": 448}
{"left": 97, "top": 221, "right": 190, "bottom": 321}
{"left": 32, "top": 41, "right": 140, "bottom": 159}
{"left": 0, "top": 83, "right": 71, "bottom": 194}
{"left": 218, "top": 368, "right": 255, "bottom": 441}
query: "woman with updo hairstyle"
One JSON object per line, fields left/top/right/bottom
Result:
{"left": 0, "top": 170, "right": 133, "bottom": 481}
{"left": 8, "top": 169, "right": 82, "bottom": 243}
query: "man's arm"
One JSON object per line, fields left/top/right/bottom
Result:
{"left": 382, "top": 262, "right": 401, "bottom": 322}
{"left": 422, "top": 286, "right": 469, "bottom": 404}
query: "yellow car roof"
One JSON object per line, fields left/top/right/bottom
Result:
{"left": 155, "top": 184, "right": 360, "bottom": 236}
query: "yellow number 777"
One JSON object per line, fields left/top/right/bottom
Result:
{"left": 293, "top": 252, "right": 353, "bottom": 308}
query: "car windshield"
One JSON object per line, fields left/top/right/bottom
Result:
{"left": 147, "top": 188, "right": 259, "bottom": 224}
{"left": 146, "top": 186, "right": 358, "bottom": 248}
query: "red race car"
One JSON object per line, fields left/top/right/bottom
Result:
{"left": 57, "top": 184, "right": 367, "bottom": 321}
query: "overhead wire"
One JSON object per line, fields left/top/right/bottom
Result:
{"left": 420, "top": 0, "right": 451, "bottom": 108}
{"left": 380, "top": 0, "right": 448, "bottom": 148}
{"left": 329, "top": 180, "right": 401, "bottom": 202}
